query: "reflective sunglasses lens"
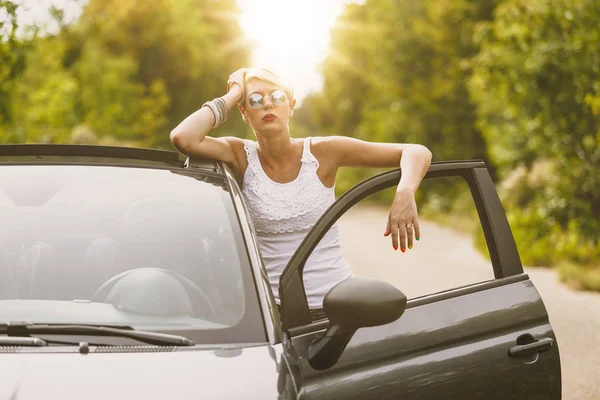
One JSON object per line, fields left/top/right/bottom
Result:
{"left": 271, "top": 90, "right": 287, "bottom": 105}
{"left": 248, "top": 94, "right": 263, "bottom": 109}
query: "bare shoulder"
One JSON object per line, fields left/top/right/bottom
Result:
{"left": 306, "top": 137, "right": 342, "bottom": 183}
{"left": 220, "top": 136, "right": 249, "bottom": 173}
{"left": 309, "top": 136, "right": 349, "bottom": 164}
{"left": 220, "top": 136, "right": 247, "bottom": 151}
{"left": 309, "top": 135, "right": 341, "bottom": 154}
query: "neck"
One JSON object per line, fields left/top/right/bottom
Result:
{"left": 254, "top": 128, "right": 295, "bottom": 166}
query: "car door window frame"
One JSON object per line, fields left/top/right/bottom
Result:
{"left": 279, "top": 160, "right": 524, "bottom": 331}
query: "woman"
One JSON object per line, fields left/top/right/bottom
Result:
{"left": 170, "top": 68, "right": 432, "bottom": 322}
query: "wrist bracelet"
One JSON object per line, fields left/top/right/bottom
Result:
{"left": 202, "top": 97, "right": 229, "bottom": 129}
{"left": 214, "top": 97, "right": 228, "bottom": 123}
{"left": 202, "top": 100, "right": 222, "bottom": 128}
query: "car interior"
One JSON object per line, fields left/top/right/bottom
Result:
{"left": 0, "top": 167, "right": 246, "bottom": 327}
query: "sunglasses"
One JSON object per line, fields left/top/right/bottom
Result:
{"left": 247, "top": 90, "right": 287, "bottom": 109}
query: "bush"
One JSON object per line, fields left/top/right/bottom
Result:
{"left": 468, "top": 0, "right": 600, "bottom": 288}
{"left": 558, "top": 261, "right": 600, "bottom": 291}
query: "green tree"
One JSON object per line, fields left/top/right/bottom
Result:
{"left": 2, "top": 0, "right": 250, "bottom": 146}
{"left": 9, "top": 37, "right": 79, "bottom": 143}
{"left": 299, "top": 0, "right": 497, "bottom": 200}
{"left": 469, "top": 0, "right": 599, "bottom": 276}
{"left": 75, "top": 41, "right": 169, "bottom": 144}
{"left": 0, "top": 0, "right": 28, "bottom": 133}
{"left": 78, "top": 0, "right": 251, "bottom": 147}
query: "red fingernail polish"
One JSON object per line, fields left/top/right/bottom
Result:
{"left": 393, "top": 245, "right": 397, "bottom": 250}
{"left": 401, "top": 248, "right": 406, "bottom": 253}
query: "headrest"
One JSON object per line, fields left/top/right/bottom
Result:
{"left": 106, "top": 268, "right": 193, "bottom": 316}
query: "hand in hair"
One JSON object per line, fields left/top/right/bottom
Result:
{"left": 227, "top": 68, "right": 247, "bottom": 103}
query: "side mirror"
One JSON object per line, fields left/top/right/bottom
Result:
{"left": 307, "top": 277, "right": 407, "bottom": 370}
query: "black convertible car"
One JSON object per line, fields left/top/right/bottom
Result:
{"left": 0, "top": 145, "right": 561, "bottom": 399}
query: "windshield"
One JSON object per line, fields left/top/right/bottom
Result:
{"left": 0, "top": 164, "right": 265, "bottom": 344}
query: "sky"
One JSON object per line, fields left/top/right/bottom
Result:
{"left": 10, "top": 0, "right": 357, "bottom": 103}
{"left": 12, "top": 0, "right": 82, "bottom": 30}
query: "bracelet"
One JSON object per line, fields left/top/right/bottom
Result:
{"left": 202, "top": 100, "right": 222, "bottom": 128}
{"left": 202, "top": 97, "right": 229, "bottom": 128}
{"left": 214, "top": 97, "right": 228, "bottom": 123}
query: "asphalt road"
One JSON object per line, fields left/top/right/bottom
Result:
{"left": 337, "top": 206, "right": 600, "bottom": 400}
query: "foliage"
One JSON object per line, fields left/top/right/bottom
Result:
{"left": 78, "top": 0, "right": 251, "bottom": 147}
{"left": 558, "top": 260, "right": 600, "bottom": 291}
{"left": 469, "top": 0, "right": 600, "bottom": 273}
{"left": 75, "top": 41, "right": 170, "bottom": 144}
{"left": 296, "top": 0, "right": 500, "bottom": 206}
{"left": 0, "top": 0, "right": 29, "bottom": 129}
{"left": 0, "top": 0, "right": 250, "bottom": 146}
{"left": 304, "top": 0, "right": 496, "bottom": 164}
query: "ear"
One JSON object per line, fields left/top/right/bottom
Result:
{"left": 238, "top": 104, "right": 248, "bottom": 123}
{"left": 289, "top": 98, "right": 297, "bottom": 117}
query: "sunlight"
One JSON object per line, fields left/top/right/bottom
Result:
{"left": 238, "top": 0, "right": 352, "bottom": 102}
{"left": 15, "top": 0, "right": 82, "bottom": 35}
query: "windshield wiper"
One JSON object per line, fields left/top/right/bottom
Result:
{"left": 0, "top": 336, "right": 47, "bottom": 346}
{"left": 0, "top": 322, "right": 195, "bottom": 347}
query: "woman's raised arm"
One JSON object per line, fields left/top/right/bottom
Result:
{"left": 169, "top": 69, "right": 246, "bottom": 165}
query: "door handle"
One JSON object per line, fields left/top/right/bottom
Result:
{"left": 509, "top": 337, "right": 554, "bottom": 358}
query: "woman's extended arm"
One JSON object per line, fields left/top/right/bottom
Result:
{"left": 169, "top": 69, "right": 246, "bottom": 165}
{"left": 314, "top": 136, "right": 433, "bottom": 252}
{"left": 385, "top": 146, "right": 432, "bottom": 251}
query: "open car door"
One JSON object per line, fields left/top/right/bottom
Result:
{"left": 278, "top": 160, "right": 561, "bottom": 399}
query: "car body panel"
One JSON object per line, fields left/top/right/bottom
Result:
{"left": 0, "top": 344, "right": 286, "bottom": 400}
{"left": 290, "top": 277, "right": 561, "bottom": 399}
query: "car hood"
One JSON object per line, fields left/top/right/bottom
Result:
{"left": 0, "top": 344, "right": 282, "bottom": 399}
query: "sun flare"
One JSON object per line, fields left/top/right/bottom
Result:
{"left": 238, "top": 0, "right": 350, "bottom": 102}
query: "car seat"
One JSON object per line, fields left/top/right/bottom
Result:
{"left": 110, "top": 198, "right": 224, "bottom": 312}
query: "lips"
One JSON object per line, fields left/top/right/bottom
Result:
{"left": 262, "top": 114, "right": 277, "bottom": 121}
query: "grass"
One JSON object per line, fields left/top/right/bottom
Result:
{"left": 557, "top": 261, "right": 600, "bottom": 292}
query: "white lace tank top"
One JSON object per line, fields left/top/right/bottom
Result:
{"left": 242, "top": 137, "right": 353, "bottom": 309}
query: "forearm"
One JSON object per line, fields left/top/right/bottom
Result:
{"left": 396, "top": 145, "right": 433, "bottom": 194}
{"left": 170, "top": 86, "right": 242, "bottom": 154}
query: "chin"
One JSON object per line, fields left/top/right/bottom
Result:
{"left": 255, "top": 121, "right": 286, "bottom": 134}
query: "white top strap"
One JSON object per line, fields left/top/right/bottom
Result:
{"left": 301, "top": 137, "right": 319, "bottom": 169}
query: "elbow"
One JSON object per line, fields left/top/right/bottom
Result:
{"left": 421, "top": 145, "right": 433, "bottom": 163}
{"left": 169, "top": 129, "right": 183, "bottom": 146}
{"left": 170, "top": 129, "right": 189, "bottom": 154}
{"left": 409, "top": 144, "right": 433, "bottom": 163}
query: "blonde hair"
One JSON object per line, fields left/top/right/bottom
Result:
{"left": 244, "top": 68, "right": 295, "bottom": 102}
